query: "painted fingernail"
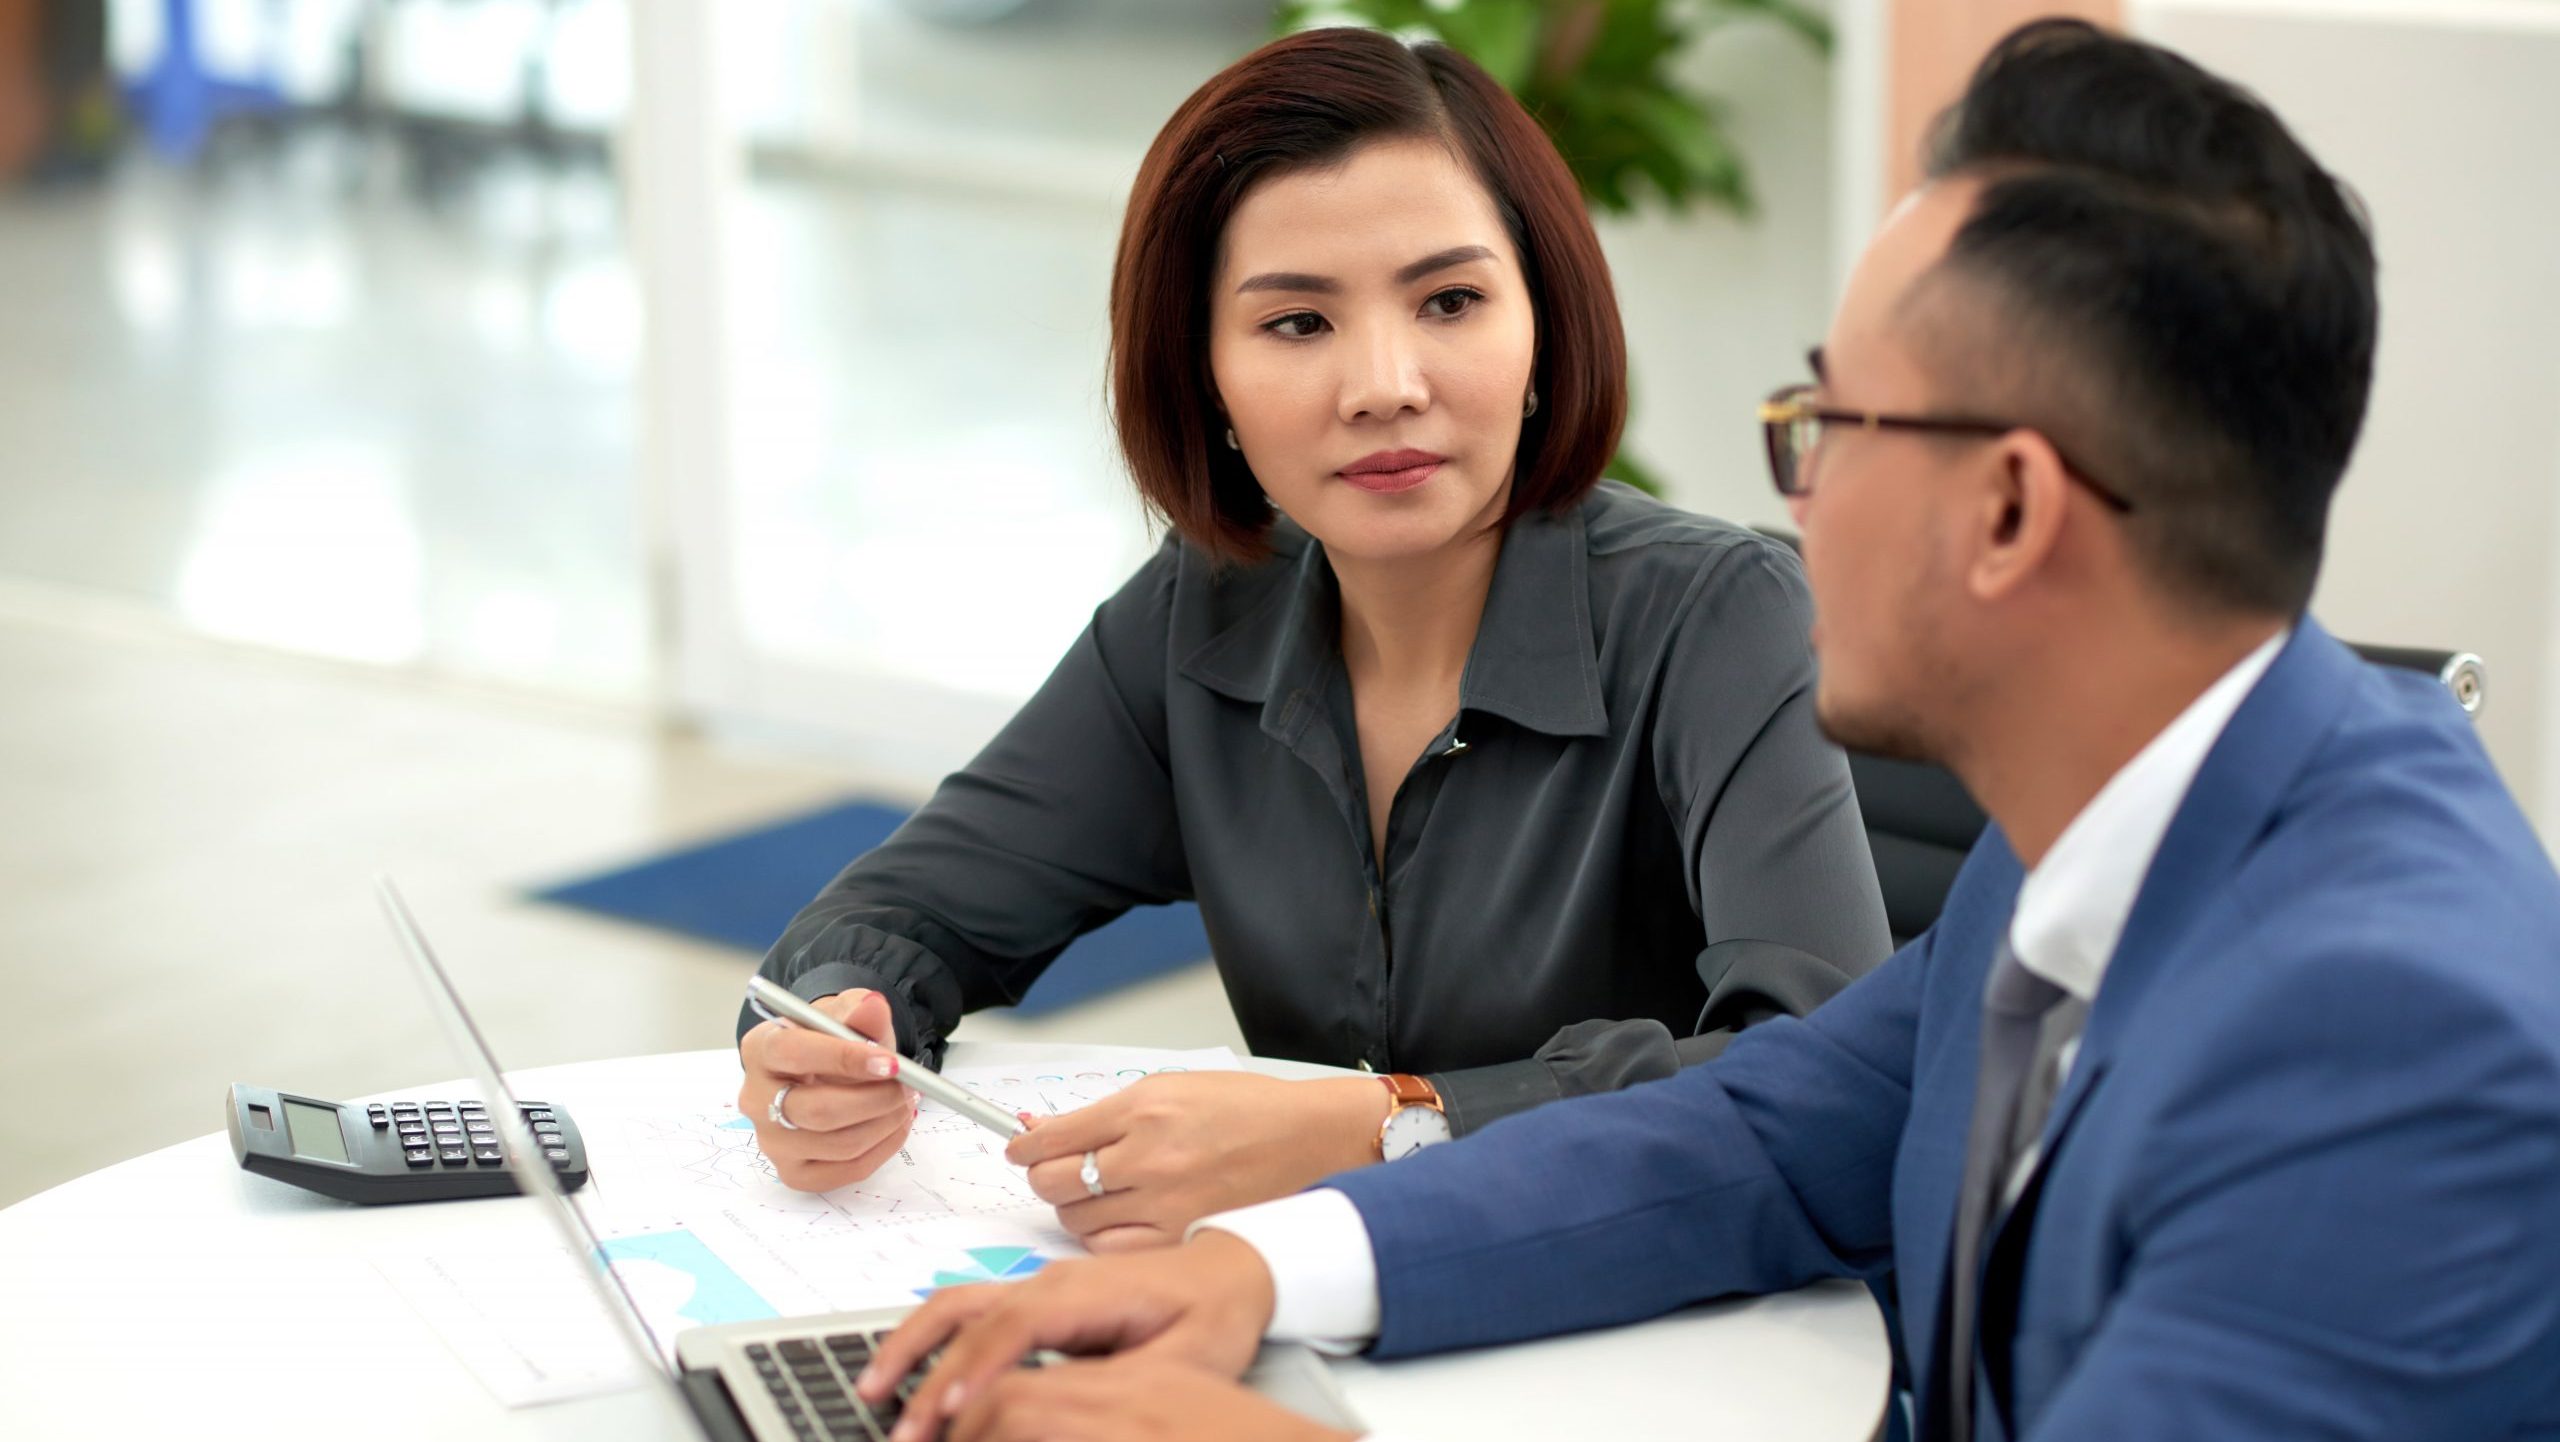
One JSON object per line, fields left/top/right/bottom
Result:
{"left": 867, "top": 1056, "right": 898, "bottom": 1079}
{"left": 1016, "top": 1111, "right": 1034, "bottom": 1125}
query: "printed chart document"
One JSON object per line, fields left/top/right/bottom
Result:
{"left": 382, "top": 1045, "right": 1239, "bottom": 1407}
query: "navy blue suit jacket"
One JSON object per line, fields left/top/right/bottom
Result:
{"left": 1330, "top": 623, "right": 2560, "bottom": 1439}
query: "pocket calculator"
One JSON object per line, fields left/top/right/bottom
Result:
{"left": 226, "top": 1083, "right": 590, "bottom": 1204}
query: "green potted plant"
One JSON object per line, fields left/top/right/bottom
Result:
{"left": 1274, "top": 0, "right": 1831, "bottom": 493}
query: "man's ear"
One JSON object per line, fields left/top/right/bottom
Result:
{"left": 1966, "top": 430, "right": 2073, "bottom": 604}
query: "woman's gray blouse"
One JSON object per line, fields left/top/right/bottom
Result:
{"left": 740, "top": 482, "right": 1892, "bottom": 1134}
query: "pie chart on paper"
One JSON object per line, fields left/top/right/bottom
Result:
{"left": 917, "top": 1246, "right": 1051, "bottom": 1298}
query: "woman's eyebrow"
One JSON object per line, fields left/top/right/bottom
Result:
{"left": 1235, "top": 270, "right": 1334, "bottom": 296}
{"left": 1233, "top": 244, "right": 1496, "bottom": 296}
{"left": 1394, "top": 244, "right": 1494, "bottom": 284}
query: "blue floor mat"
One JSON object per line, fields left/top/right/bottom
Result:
{"left": 529, "top": 799, "right": 1211, "bottom": 1018}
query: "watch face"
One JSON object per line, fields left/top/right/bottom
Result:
{"left": 1382, "top": 1105, "right": 1451, "bottom": 1160}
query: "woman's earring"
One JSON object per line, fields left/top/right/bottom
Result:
{"left": 1523, "top": 389, "right": 1540, "bottom": 420}
{"left": 1225, "top": 427, "right": 1240, "bottom": 450}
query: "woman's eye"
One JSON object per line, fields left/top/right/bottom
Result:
{"left": 1263, "top": 311, "right": 1327, "bottom": 339}
{"left": 1423, "top": 287, "right": 1483, "bottom": 319}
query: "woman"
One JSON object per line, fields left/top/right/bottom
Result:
{"left": 737, "top": 27, "right": 1889, "bottom": 1249}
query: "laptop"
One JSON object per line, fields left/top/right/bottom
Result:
{"left": 375, "top": 875, "right": 1361, "bottom": 1442}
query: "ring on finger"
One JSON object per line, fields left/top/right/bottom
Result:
{"left": 1079, "top": 1149, "right": 1105, "bottom": 1199}
{"left": 769, "top": 1083, "right": 801, "bottom": 1131}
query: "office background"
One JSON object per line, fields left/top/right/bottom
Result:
{"left": 1, "top": 0, "right": 2553, "bottom": 1211}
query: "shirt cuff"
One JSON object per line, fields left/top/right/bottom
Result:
{"left": 1189, "top": 1189, "right": 1381, "bottom": 1356}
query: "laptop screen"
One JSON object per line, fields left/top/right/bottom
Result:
{"left": 375, "top": 874, "right": 701, "bottom": 1421}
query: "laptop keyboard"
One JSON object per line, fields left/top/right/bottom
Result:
{"left": 746, "top": 1332, "right": 929, "bottom": 1442}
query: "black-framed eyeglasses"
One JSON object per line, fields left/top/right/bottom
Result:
{"left": 1756, "top": 382, "right": 2136, "bottom": 514}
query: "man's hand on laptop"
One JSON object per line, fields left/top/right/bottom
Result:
{"left": 738, "top": 988, "right": 916, "bottom": 1191}
{"left": 901, "top": 1353, "right": 1358, "bottom": 1442}
{"left": 862, "top": 1229, "right": 1279, "bottom": 1442}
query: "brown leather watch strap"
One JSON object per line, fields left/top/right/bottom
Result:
{"left": 1379, "top": 1072, "right": 1443, "bottom": 1110}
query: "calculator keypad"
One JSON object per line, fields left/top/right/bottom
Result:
{"left": 383, "top": 1101, "right": 579, "bottom": 1175}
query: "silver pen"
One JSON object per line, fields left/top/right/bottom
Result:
{"left": 745, "top": 975, "right": 1027, "bottom": 1139}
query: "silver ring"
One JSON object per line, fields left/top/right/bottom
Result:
{"left": 1079, "top": 1150, "right": 1104, "bottom": 1198}
{"left": 768, "top": 1083, "right": 801, "bottom": 1131}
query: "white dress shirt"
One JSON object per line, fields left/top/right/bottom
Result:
{"left": 1197, "top": 630, "right": 2290, "bottom": 1371}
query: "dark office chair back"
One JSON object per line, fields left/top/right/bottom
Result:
{"left": 1748, "top": 529, "right": 2486, "bottom": 944}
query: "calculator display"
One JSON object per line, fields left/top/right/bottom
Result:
{"left": 282, "top": 1100, "right": 350, "bottom": 1164}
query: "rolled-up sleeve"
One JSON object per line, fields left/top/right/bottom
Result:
{"left": 1426, "top": 539, "right": 1890, "bottom": 1131}
{"left": 737, "top": 541, "right": 1194, "bottom": 1064}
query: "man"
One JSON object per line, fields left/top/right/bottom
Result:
{"left": 857, "top": 20, "right": 2560, "bottom": 1441}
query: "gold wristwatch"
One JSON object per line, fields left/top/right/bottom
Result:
{"left": 1375, "top": 1073, "right": 1451, "bottom": 1160}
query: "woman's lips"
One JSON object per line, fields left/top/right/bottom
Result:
{"left": 1338, "top": 451, "right": 1445, "bottom": 494}
{"left": 1341, "top": 462, "right": 1440, "bottom": 494}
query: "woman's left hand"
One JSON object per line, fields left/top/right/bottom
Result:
{"left": 1006, "top": 1072, "right": 1391, "bottom": 1251}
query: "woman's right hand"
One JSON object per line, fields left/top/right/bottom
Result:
{"left": 737, "top": 987, "right": 917, "bottom": 1192}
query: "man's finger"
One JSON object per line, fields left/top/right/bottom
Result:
{"left": 947, "top": 1367, "right": 1117, "bottom": 1442}
{"left": 945, "top": 1369, "right": 1055, "bottom": 1442}
{"left": 859, "top": 1284, "right": 1001, "bottom": 1406}
{"left": 1080, "top": 1223, "right": 1174, "bottom": 1255}
{"left": 891, "top": 1307, "right": 1040, "bottom": 1442}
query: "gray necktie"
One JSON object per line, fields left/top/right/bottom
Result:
{"left": 1943, "top": 942, "right": 2088, "bottom": 1442}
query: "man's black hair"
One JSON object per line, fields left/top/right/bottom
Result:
{"left": 1924, "top": 19, "right": 2376, "bottom": 617}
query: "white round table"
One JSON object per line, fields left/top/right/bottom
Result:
{"left": 0, "top": 1045, "right": 1888, "bottom": 1441}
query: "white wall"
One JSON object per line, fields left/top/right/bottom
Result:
{"left": 2130, "top": 0, "right": 2560, "bottom": 834}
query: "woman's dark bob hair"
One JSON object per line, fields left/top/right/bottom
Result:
{"left": 1110, "top": 27, "right": 1628, "bottom": 564}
